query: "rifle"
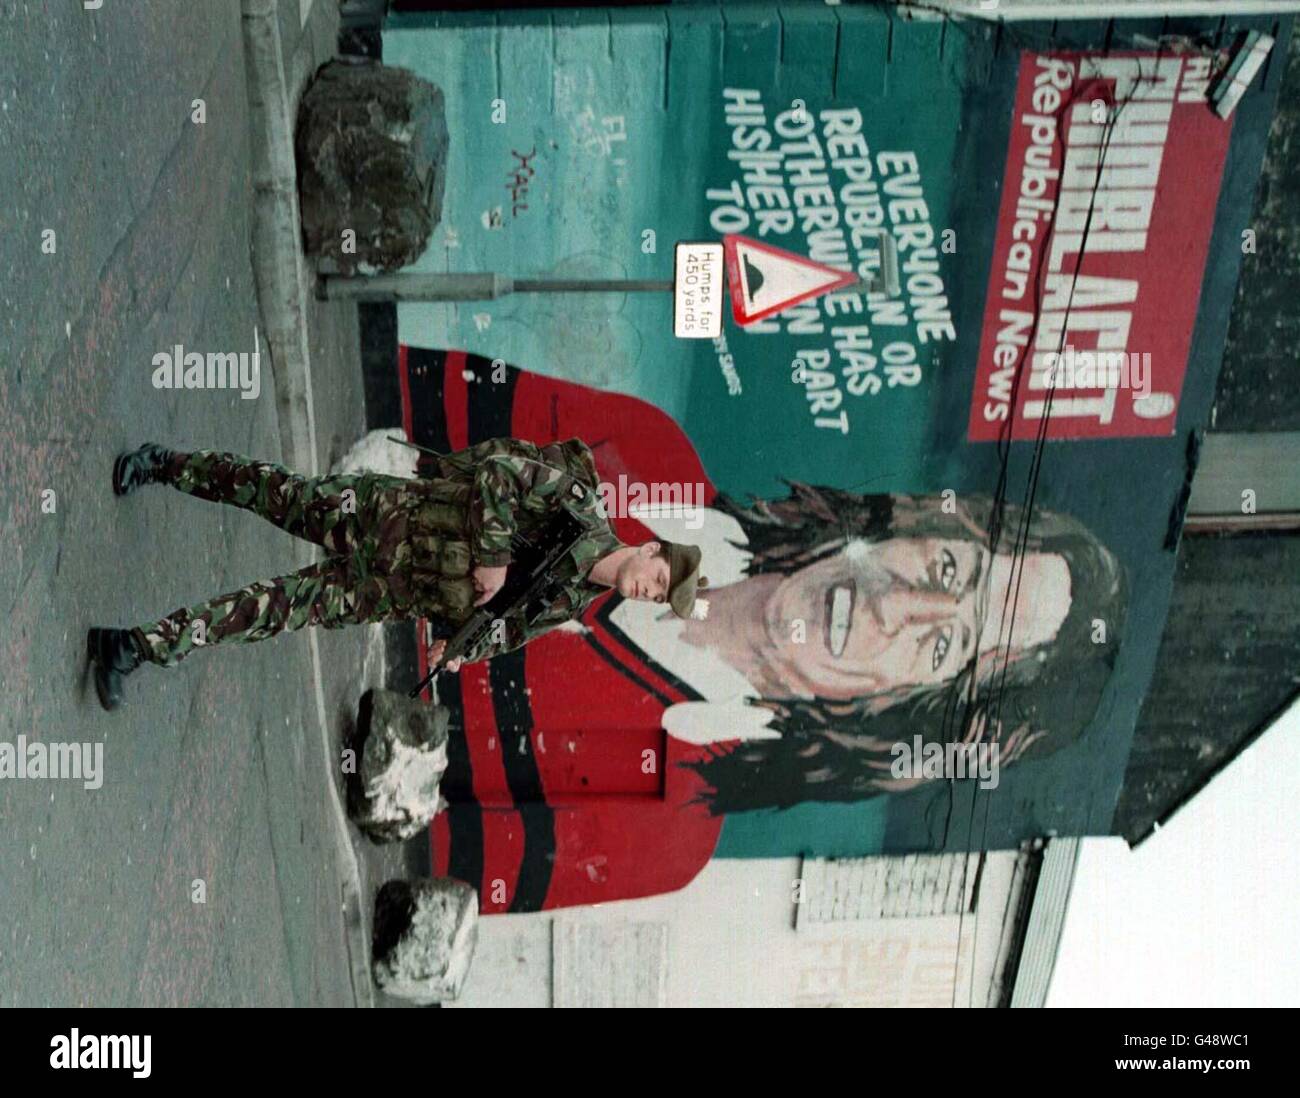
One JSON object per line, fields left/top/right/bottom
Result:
{"left": 408, "top": 505, "right": 589, "bottom": 699}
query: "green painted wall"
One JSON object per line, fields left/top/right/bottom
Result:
{"left": 385, "top": 5, "right": 1286, "bottom": 858}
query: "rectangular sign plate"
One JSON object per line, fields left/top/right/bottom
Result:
{"left": 673, "top": 241, "right": 724, "bottom": 339}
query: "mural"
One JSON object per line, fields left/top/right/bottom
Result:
{"left": 401, "top": 347, "right": 1130, "bottom": 910}
{"left": 384, "top": 5, "right": 1283, "bottom": 911}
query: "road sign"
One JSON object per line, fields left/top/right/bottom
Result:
{"left": 723, "top": 233, "right": 858, "bottom": 326}
{"left": 673, "top": 242, "right": 724, "bottom": 338}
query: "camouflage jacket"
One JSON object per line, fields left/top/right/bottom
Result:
{"left": 417, "top": 436, "right": 622, "bottom": 665}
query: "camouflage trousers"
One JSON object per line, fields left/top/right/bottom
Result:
{"left": 131, "top": 450, "right": 470, "bottom": 667}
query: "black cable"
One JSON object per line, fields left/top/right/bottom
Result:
{"left": 945, "top": 43, "right": 1160, "bottom": 1005}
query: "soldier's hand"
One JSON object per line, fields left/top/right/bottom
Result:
{"left": 427, "top": 639, "right": 464, "bottom": 673}
{"left": 472, "top": 564, "right": 508, "bottom": 606}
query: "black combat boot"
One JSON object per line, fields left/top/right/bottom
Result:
{"left": 112, "top": 442, "right": 180, "bottom": 497}
{"left": 87, "top": 628, "right": 147, "bottom": 711}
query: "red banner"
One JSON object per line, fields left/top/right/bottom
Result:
{"left": 968, "top": 52, "right": 1232, "bottom": 441}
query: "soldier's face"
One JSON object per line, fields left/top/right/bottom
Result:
{"left": 617, "top": 545, "right": 671, "bottom": 603}
{"left": 761, "top": 536, "right": 1072, "bottom": 701}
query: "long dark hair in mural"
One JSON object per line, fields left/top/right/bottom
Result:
{"left": 683, "top": 482, "right": 1128, "bottom": 813}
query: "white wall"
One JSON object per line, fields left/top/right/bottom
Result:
{"left": 1048, "top": 701, "right": 1300, "bottom": 1007}
{"left": 451, "top": 850, "right": 1032, "bottom": 1007}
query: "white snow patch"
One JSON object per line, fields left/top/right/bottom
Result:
{"left": 331, "top": 428, "right": 418, "bottom": 479}
{"left": 365, "top": 736, "right": 448, "bottom": 834}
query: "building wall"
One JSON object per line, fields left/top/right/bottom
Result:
{"left": 449, "top": 850, "right": 1034, "bottom": 1007}
{"left": 372, "top": 4, "right": 1291, "bottom": 931}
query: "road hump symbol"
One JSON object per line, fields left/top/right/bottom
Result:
{"left": 723, "top": 233, "right": 858, "bottom": 325}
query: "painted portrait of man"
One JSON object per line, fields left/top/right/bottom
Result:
{"left": 615, "top": 484, "right": 1127, "bottom": 812}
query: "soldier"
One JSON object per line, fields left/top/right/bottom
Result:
{"left": 86, "top": 438, "right": 707, "bottom": 711}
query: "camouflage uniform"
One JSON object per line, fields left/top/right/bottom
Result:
{"left": 132, "top": 439, "right": 622, "bottom": 668}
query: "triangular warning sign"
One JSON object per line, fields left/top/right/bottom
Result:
{"left": 723, "top": 234, "right": 859, "bottom": 326}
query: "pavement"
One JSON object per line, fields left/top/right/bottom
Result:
{"left": 0, "top": 0, "right": 378, "bottom": 1006}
